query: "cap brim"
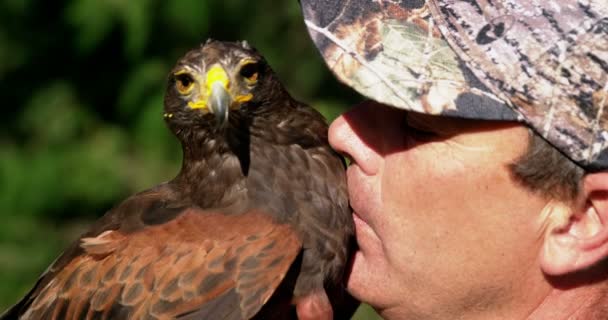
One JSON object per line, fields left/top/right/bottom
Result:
{"left": 300, "top": 0, "right": 608, "bottom": 170}
{"left": 300, "top": 0, "right": 518, "bottom": 121}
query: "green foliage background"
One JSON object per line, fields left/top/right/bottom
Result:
{"left": 0, "top": 0, "right": 379, "bottom": 318}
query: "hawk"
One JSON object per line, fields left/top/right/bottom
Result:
{"left": 2, "top": 40, "right": 356, "bottom": 320}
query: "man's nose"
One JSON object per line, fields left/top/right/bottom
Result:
{"left": 328, "top": 101, "right": 383, "bottom": 176}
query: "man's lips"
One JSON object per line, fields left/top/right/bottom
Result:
{"left": 345, "top": 162, "right": 383, "bottom": 247}
{"left": 352, "top": 211, "right": 383, "bottom": 255}
{"left": 352, "top": 212, "right": 370, "bottom": 229}
{"left": 346, "top": 165, "right": 372, "bottom": 221}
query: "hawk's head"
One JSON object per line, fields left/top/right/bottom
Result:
{"left": 164, "top": 40, "right": 281, "bottom": 131}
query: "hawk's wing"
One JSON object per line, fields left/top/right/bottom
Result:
{"left": 3, "top": 187, "right": 301, "bottom": 320}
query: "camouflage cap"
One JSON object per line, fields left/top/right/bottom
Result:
{"left": 300, "top": 0, "right": 608, "bottom": 171}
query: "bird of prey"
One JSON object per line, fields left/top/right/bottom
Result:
{"left": 2, "top": 40, "right": 356, "bottom": 320}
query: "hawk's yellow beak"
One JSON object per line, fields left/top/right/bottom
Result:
{"left": 188, "top": 65, "right": 232, "bottom": 126}
{"left": 206, "top": 65, "right": 231, "bottom": 126}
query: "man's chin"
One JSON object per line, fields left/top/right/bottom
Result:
{"left": 348, "top": 213, "right": 393, "bottom": 302}
{"left": 345, "top": 250, "right": 369, "bottom": 299}
{"left": 346, "top": 249, "right": 393, "bottom": 311}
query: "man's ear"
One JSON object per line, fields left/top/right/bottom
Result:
{"left": 540, "top": 172, "right": 608, "bottom": 276}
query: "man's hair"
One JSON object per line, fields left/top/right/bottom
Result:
{"left": 509, "top": 129, "right": 585, "bottom": 202}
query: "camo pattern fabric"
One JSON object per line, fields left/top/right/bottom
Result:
{"left": 300, "top": 0, "right": 608, "bottom": 170}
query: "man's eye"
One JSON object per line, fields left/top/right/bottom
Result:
{"left": 404, "top": 116, "right": 438, "bottom": 142}
{"left": 407, "top": 126, "right": 437, "bottom": 140}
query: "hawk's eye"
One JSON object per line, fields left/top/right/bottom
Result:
{"left": 175, "top": 73, "right": 195, "bottom": 94}
{"left": 239, "top": 62, "right": 259, "bottom": 84}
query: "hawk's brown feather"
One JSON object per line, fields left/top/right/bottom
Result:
{"left": 20, "top": 200, "right": 301, "bottom": 320}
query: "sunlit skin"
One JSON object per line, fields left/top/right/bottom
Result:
{"left": 329, "top": 101, "right": 608, "bottom": 320}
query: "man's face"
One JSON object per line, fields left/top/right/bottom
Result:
{"left": 329, "top": 102, "right": 552, "bottom": 319}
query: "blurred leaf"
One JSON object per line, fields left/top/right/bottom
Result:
{"left": 19, "top": 81, "right": 92, "bottom": 145}
{"left": 352, "top": 304, "right": 381, "bottom": 320}
{"left": 163, "top": 0, "right": 210, "bottom": 40}
{"left": 289, "top": 55, "right": 324, "bottom": 98}
{"left": 129, "top": 92, "right": 181, "bottom": 190}
{"left": 119, "top": 0, "right": 153, "bottom": 58}
{"left": 60, "top": 126, "right": 130, "bottom": 213}
{"left": 0, "top": 28, "right": 27, "bottom": 80}
{"left": 314, "top": 99, "right": 349, "bottom": 123}
{"left": 1, "top": 0, "right": 30, "bottom": 16}
{"left": 65, "top": 0, "right": 115, "bottom": 53}
{"left": 0, "top": 144, "right": 28, "bottom": 216}
{"left": 66, "top": 0, "right": 153, "bottom": 57}
{"left": 0, "top": 131, "right": 130, "bottom": 220}
{"left": 117, "top": 59, "right": 166, "bottom": 117}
